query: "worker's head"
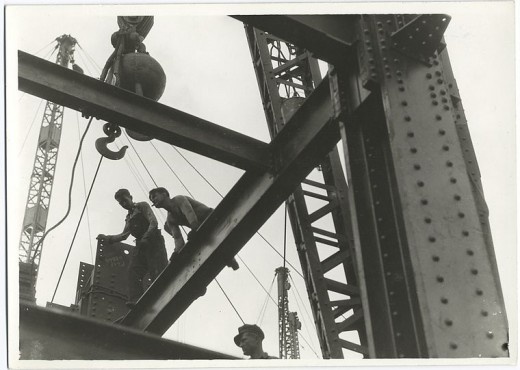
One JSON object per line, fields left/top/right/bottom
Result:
{"left": 114, "top": 188, "right": 133, "bottom": 210}
{"left": 234, "top": 324, "right": 264, "bottom": 356}
{"left": 149, "top": 187, "right": 170, "bottom": 208}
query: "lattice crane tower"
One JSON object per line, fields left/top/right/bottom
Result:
{"left": 19, "top": 35, "right": 78, "bottom": 302}
{"left": 276, "top": 267, "right": 301, "bottom": 359}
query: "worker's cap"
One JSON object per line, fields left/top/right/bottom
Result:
{"left": 234, "top": 324, "right": 264, "bottom": 346}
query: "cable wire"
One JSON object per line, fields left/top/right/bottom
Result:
{"left": 30, "top": 117, "right": 94, "bottom": 264}
{"left": 150, "top": 141, "right": 193, "bottom": 197}
{"left": 215, "top": 278, "right": 244, "bottom": 324}
{"left": 172, "top": 146, "right": 305, "bottom": 279}
{"left": 51, "top": 155, "right": 104, "bottom": 302}
{"left": 75, "top": 112, "right": 94, "bottom": 263}
{"left": 17, "top": 99, "right": 44, "bottom": 155}
{"left": 122, "top": 130, "right": 158, "bottom": 187}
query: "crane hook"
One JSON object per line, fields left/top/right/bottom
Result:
{"left": 95, "top": 123, "right": 128, "bottom": 160}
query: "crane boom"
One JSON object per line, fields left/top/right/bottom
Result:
{"left": 19, "top": 35, "right": 78, "bottom": 303}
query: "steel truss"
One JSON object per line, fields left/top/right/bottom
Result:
{"left": 244, "top": 26, "right": 370, "bottom": 358}
{"left": 18, "top": 14, "right": 508, "bottom": 359}
{"left": 19, "top": 35, "right": 77, "bottom": 302}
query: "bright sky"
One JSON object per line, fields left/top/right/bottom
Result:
{"left": 6, "top": 2, "right": 516, "bottom": 364}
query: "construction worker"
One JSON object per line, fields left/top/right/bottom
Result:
{"left": 148, "top": 187, "right": 239, "bottom": 270}
{"left": 97, "top": 188, "right": 167, "bottom": 307}
{"left": 234, "top": 324, "right": 278, "bottom": 359}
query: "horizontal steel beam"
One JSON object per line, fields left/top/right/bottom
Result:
{"left": 121, "top": 76, "right": 340, "bottom": 333}
{"left": 19, "top": 303, "right": 237, "bottom": 360}
{"left": 231, "top": 15, "right": 358, "bottom": 64}
{"left": 18, "top": 50, "right": 270, "bottom": 172}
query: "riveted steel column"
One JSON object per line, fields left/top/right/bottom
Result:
{"left": 334, "top": 14, "right": 508, "bottom": 358}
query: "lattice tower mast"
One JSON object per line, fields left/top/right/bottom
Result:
{"left": 19, "top": 35, "right": 78, "bottom": 301}
{"left": 276, "top": 267, "right": 301, "bottom": 359}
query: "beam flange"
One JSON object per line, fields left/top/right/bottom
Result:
{"left": 121, "top": 76, "right": 339, "bottom": 333}
{"left": 232, "top": 15, "right": 358, "bottom": 64}
{"left": 18, "top": 50, "right": 270, "bottom": 172}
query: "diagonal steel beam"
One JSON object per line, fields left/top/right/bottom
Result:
{"left": 18, "top": 50, "right": 270, "bottom": 172}
{"left": 231, "top": 15, "right": 358, "bottom": 64}
{"left": 121, "top": 77, "right": 340, "bottom": 334}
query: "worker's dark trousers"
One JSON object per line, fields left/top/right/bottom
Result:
{"left": 128, "top": 231, "right": 168, "bottom": 303}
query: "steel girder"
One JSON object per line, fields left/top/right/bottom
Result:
{"left": 17, "top": 51, "right": 270, "bottom": 172}
{"left": 19, "top": 303, "right": 237, "bottom": 360}
{"left": 238, "top": 14, "right": 508, "bottom": 358}
{"left": 243, "top": 25, "right": 372, "bottom": 358}
{"left": 120, "top": 78, "right": 340, "bottom": 333}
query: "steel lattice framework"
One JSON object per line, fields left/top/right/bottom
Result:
{"left": 244, "top": 26, "right": 371, "bottom": 358}
{"left": 276, "top": 267, "right": 301, "bottom": 359}
{"left": 18, "top": 14, "right": 509, "bottom": 359}
{"left": 19, "top": 35, "right": 77, "bottom": 301}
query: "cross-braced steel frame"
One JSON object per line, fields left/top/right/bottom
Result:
{"left": 19, "top": 35, "right": 77, "bottom": 302}
{"left": 18, "top": 14, "right": 508, "bottom": 359}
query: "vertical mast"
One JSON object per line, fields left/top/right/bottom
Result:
{"left": 276, "top": 267, "right": 301, "bottom": 359}
{"left": 19, "top": 35, "right": 78, "bottom": 303}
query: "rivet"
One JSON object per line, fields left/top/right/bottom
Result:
{"left": 414, "top": 164, "right": 421, "bottom": 170}
{"left": 421, "top": 199, "right": 429, "bottom": 205}
{"left": 399, "top": 86, "right": 405, "bottom": 92}
{"left": 441, "top": 297, "right": 449, "bottom": 304}
{"left": 407, "top": 131, "right": 414, "bottom": 137}
{"left": 429, "top": 236, "right": 436, "bottom": 242}
{"left": 476, "top": 289, "right": 483, "bottom": 296}
{"left": 462, "top": 230, "right": 469, "bottom": 237}
{"left": 443, "top": 105, "right": 450, "bottom": 111}
{"left": 446, "top": 160, "right": 453, "bottom": 167}
{"left": 386, "top": 73, "right": 392, "bottom": 79}
{"left": 404, "top": 115, "right": 411, "bottom": 121}
{"left": 430, "top": 92, "right": 437, "bottom": 98}
{"left": 440, "top": 90, "right": 446, "bottom": 95}
{"left": 450, "top": 343, "right": 458, "bottom": 350}
{"left": 426, "top": 73, "right": 433, "bottom": 79}
{"left": 396, "top": 71, "right": 402, "bottom": 77}
{"left": 435, "top": 71, "right": 442, "bottom": 77}
{"left": 417, "top": 180, "right": 425, "bottom": 187}
{"left": 439, "top": 129, "right": 446, "bottom": 136}
{"left": 458, "top": 212, "right": 465, "bottom": 218}
{"left": 437, "top": 276, "right": 444, "bottom": 282}
{"left": 433, "top": 101, "right": 439, "bottom": 106}
{"left": 429, "top": 85, "right": 435, "bottom": 91}
{"left": 402, "top": 101, "right": 408, "bottom": 106}
{"left": 435, "top": 114, "right": 442, "bottom": 121}
{"left": 442, "top": 98, "right": 448, "bottom": 103}
{"left": 432, "top": 255, "right": 440, "bottom": 262}
{"left": 410, "top": 147, "right": 418, "bottom": 154}
{"left": 450, "top": 178, "right": 457, "bottom": 184}
{"left": 481, "top": 310, "right": 488, "bottom": 317}
{"left": 443, "top": 145, "right": 450, "bottom": 151}
{"left": 487, "top": 331, "right": 494, "bottom": 339}
{"left": 471, "top": 268, "right": 478, "bottom": 275}
{"left": 437, "top": 78, "right": 444, "bottom": 84}
{"left": 445, "top": 319, "right": 453, "bottom": 326}
{"left": 454, "top": 195, "right": 461, "bottom": 201}
{"left": 467, "top": 250, "right": 474, "bottom": 256}
{"left": 424, "top": 217, "right": 432, "bottom": 224}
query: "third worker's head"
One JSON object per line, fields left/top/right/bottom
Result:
{"left": 114, "top": 188, "right": 133, "bottom": 210}
{"left": 149, "top": 187, "right": 170, "bottom": 209}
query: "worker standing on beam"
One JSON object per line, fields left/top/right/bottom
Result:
{"left": 148, "top": 187, "right": 239, "bottom": 270}
{"left": 234, "top": 324, "right": 278, "bottom": 359}
{"left": 97, "top": 188, "right": 168, "bottom": 307}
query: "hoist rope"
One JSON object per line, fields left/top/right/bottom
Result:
{"left": 75, "top": 112, "right": 95, "bottom": 263}
{"left": 215, "top": 278, "right": 244, "bottom": 324}
{"left": 30, "top": 116, "right": 94, "bottom": 264}
{"left": 172, "top": 145, "right": 305, "bottom": 279}
{"left": 31, "top": 39, "right": 55, "bottom": 57}
{"left": 51, "top": 155, "right": 104, "bottom": 302}
{"left": 149, "top": 141, "right": 192, "bottom": 197}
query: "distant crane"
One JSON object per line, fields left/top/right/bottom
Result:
{"left": 276, "top": 267, "right": 301, "bottom": 359}
{"left": 18, "top": 35, "right": 80, "bottom": 303}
